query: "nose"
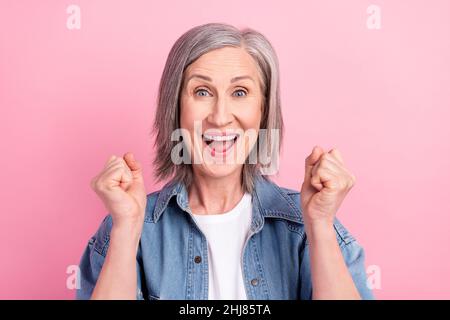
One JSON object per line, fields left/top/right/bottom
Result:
{"left": 207, "top": 96, "right": 233, "bottom": 127}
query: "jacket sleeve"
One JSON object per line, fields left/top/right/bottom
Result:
{"left": 299, "top": 218, "right": 375, "bottom": 300}
{"left": 76, "top": 214, "right": 146, "bottom": 300}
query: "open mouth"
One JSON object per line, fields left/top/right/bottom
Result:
{"left": 202, "top": 132, "right": 239, "bottom": 157}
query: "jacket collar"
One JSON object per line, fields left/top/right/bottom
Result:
{"left": 152, "top": 174, "right": 303, "bottom": 225}
{"left": 252, "top": 174, "right": 303, "bottom": 224}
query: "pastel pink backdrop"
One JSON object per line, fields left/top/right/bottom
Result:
{"left": 1, "top": 0, "right": 449, "bottom": 299}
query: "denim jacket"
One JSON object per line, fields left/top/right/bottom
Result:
{"left": 77, "top": 175, "right": 374, "bottom": 300}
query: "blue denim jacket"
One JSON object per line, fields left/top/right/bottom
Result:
{"left": 77, "top": 175, "right": 373, "bottom": 300}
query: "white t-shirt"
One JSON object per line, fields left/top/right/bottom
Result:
{"left": 192, "top": 193, "right": 253, "bottom": 300}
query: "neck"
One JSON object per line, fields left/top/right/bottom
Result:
{"left": 188, "top": 168, "right": 244, "bottom": 215}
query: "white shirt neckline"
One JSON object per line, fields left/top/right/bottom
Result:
{"left": 191, "top": 193, "right": 251, "bottom": 224}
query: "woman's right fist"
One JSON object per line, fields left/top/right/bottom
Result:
{"left": 90, "top": 152, "right": 147, "bottom": 228}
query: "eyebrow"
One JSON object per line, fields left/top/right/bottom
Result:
{"left": 186, "top": 74, "right": 255, "bottom": 84}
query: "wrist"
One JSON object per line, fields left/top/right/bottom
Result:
{"left": 305, "top": 219, "right": 336, "bottom": 243}
{"left": 110, "top": 221, "right": 143, "bottom": 252}
{"left": 112, "top": 213, "right": 144, "bottom": 233}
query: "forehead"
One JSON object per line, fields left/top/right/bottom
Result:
{"left": 185, "top": 46, "right": 260, "bottom": 80}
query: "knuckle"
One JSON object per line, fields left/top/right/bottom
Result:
{"left": 92, "top": 180, "right": 102, "bottom": 192}
{"left": 317, "top": 159, "right": 327, "bottom": 169}
{"left": 329, "top": 180, "right": 340, "bottom": 189}
{"left": 322, "top": 153, "right": 332, "bottom": 162}
{"left": 121, "top": 166, "right": 130, "bottom": 175}
{"left": 90, "top": 177, "right": 96, "bottom": 189}
{"left": 315, "top": 170, "right": 326, "bottom": 181}
{"left": 106, "top": 155, "right": 116, "bottom": 165}
{"left": 344, "top": 175, "right": 354, "bottom": 188}
{"left": 335, "top": 177, "right": 347, "bottom": 190}
{"left": 95, "top": 181, "right": 108, "bottom": 193}
{"left": 344, "top": 179, "right": 352, "bottom": 189}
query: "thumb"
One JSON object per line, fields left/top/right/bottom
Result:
{"left": 123, "top": 152, "right": 144, "bottom": 181}
{"left": 301, "top": 146, "right": 325, "bottom": 198}
{"left": 304, "top": 146, "right": 324, "bottom": 184}
{"left": 123, "top": 152, "right": 147, "bottom": 209}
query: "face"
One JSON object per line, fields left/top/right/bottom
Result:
{"left": 179, "top": 46, "right": 264, "bottom": 180}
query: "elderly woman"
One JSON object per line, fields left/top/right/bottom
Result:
{"left": 77, "top": 23, "right": 373, "bottom": 300}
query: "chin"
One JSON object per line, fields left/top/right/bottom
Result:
{"left": 195, "top": 163, "right": 243, "bottom": 179}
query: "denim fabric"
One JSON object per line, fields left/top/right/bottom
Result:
{"left": 77, "top": 175, "right": 373, "bottom": 300}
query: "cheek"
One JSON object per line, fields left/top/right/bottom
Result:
{"left": 235, "top": 105, "right": 262, "bottom": 153}
{"left": 236, "top": 104, "right": 262, "bottom": 130}
{"left": 179, "top": 99, "right": 205, "bottom": 130}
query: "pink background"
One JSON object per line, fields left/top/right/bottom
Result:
{"left": 1, "top": 0, "right": 449, "bottom": 299}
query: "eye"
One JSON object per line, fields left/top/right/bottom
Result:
{"left": 194, "top": 88, "right": 211, "bottom": 97}
{"left": 233, "top": 89, "right": 247, "bottom": 97}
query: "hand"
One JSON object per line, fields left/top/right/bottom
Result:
{"left": 300, "top": 146, "right": 356, "bottom": 228}
{"left": 90, "top": 152, "right": 147, "bottom": 229}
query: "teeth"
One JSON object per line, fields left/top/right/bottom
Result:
{"left": 203, "top": 133, "right": 238, "bottom": 142}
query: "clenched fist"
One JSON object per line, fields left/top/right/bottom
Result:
{"left": 90, "top": 152, "right": 147, "bottom": 229}
{"left": 300, "top": 146, "right": 356, "bottom": 227}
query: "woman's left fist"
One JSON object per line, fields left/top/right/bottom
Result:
{"left": 300, "top": 146, "right": 356, "bottom": 226}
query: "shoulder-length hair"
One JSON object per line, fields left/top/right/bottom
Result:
{"left": 152, "top": 22, "right": 284, "bottom": 194}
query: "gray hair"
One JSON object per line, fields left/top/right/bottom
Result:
{"left": 151, "top": 22, "right": 284, "bottom": 194}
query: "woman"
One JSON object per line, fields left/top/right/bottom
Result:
{"left": 77, "top": 23, "right": 373, "bottom": 300}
